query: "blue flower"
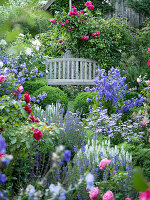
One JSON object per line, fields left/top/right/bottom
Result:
{"left": 39, "top": 72, "right": 43, "bottom": 77}
{"left": 26, "top": 185, "right": 36, "bottom": 197}
{"left": 31, "top": 96, "right": 36, "bottom": 101}
{"left": 63, "top": 150, "right": 71, "bottom": 163}
{"left": 25, "top": 68, "right": 29, "bottom": 73}
{"left": 0, "top": 135, "right": 6, "bottom": 154}
{"left": 85, "top": 173, "right": 94, "bottom": 190}
{"left": 0, "top": 173, "right": 6, "bottom": 184}
{"left": 35, "top": 68, "right": 38, "bottom": 73}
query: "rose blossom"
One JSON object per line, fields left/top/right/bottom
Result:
{"left": 13, "top": 92, "right": 17, "bottom": 96}
{"left": 50, "top": 19, "right": 56, "bottom": 23}
{"left": 148, "top": 59, "right": 150, "bottom": 67}
{"left": 81, "top": 19, "right": 84, "bottom": 21}
{"left": 85, "top": 36, "right": 89, "bottom": 40}
{"left": 92, "top": 33, "right": 96, "bottom": 36}
{"left": 65, "top": 20, "right": 69, "bottom": 24}
{"left": 103, "top": 191, "right": 114, "bottom": 200}
{"left": 86, "top": 187, "right": 90, "bottom": 192}
{"left": 99, "top": 158, "right": 111, "bottom": 169}
{"left": 18, "top": 85, "right": 24, "bottom": 93}
{"left": 29, "top": 115, "right": 35, "bottom": 122}
{"left": 0, "top": 76, "right": 5, "bottom": 82}
{"left": 24, "top": 92, "right": 31, "bottom": 103}
{"left": 24, "top": 105, "right": 32, "bottom": 114}
{"left": 89, "top": 187, "right": 100, "bottom": 199}
{"left": 113, "top": 170, "right": 116, "bottom": 174}
{"left": 139, "top": 188, "right": 150, "bottom": 200}
{"left": 58, "top": 40, "right": 62, "bottom": 43}
{"left": 33, "top": 129, "right": 43, "bottom": 141}
{"left": 148, "top": 48, "right": 150, "bottom": 52}
{"left": 125, "top": 198, "right": 131, "bottom": 200}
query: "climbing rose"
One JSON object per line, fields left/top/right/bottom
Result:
{"left": 58, "top": 40, "right": 62, "bottom": 43}
{"left": 125, "top": 198, "right": 131, "bottom": 200}
{"left": 148, "top": 59, "right": 150, "bottom": 67}
{"left": 0, "top": 76, "right": 5, "bottom": 82}
{"left": 13, "top": 92, "right": 17, "bottom": 96}
{"left": 33, "top": 129, "right": 43, "bottom": 141}
{"left": 24, "top": 92, "right": 31, "bottom": 103}
{"left": 89, "top": 187, "right": 100, "bottom": 199}
{"left": 99, "top": 158, "right": 111, "bottom": 169}
{"left": 113, "top": 170, "right": 116, "bottom": 174}
{"left": 18, "top": 85, "right": 24, "bottom": 93}
{"left": 24, "top": 105, "right": 32, "bottom": 114}
{"left": 85, "top": 36, "right": 89, "bottom": 40}
{"left": 50, "top": 19, "right": 56, "bottom": 23}
{"left": 139, "top": 188, "right": 150, "bottom": 200}
{"left": 103, "top": 191, "right": 114, "bottom": 200}
{"left": 29, "top": 115, "right": 35, "bottom": 122}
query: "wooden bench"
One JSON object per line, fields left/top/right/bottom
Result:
{"left": 46, "top": 58, "right": 100, "bottom": 85}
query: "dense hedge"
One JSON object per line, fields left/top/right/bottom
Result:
{"left": 33, "top": 86, "right": 68, "bottom": 111}
{"left": 73, "top": 91, "right": 96, "bottom": 115}
{"left": 23, "top": 78, "right": 47, "bottom": 94}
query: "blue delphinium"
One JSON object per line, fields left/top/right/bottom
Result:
{"left": 63, "top": 150, "right": 71, "bottom": 163}
{"left": 0, "top": 135, "right": 6, "bottom": 154}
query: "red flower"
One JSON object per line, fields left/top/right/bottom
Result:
{"left": 35, "top": 118, "right": 40, "bottom": 123}
{"left": 0, "top": 76, "right": 5, "bottom": 82}
{"left": 29, "top": 115, "right": 35, "bottom": 122}
{"left": 56, "top": 121, "right": 60, "bottom": 124}
{"left": 24, "top": 92, "right": 31, "bottom": 103}
{"left": 24, "top": 105, "right": 32, "bottom": 114}
{"left": 33, "top": 129, "right": 43, "bottom": 141}
{"left": 13, "top": 92, "right": 17, "bottom": 96}
{"left": 0, "top": 154, "right": 5, "bottom": 159}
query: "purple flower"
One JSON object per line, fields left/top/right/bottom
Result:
{"left": 0, "top": 173, "right": 6, "bottom": 184}
{"left": 63, "top": 150, "right": 71, "bottom": 162}
{"left": 31, "top": 96, "right": 36, "bottom": 101}
{"left": 35, "top": 68, "right": 38, "bottom": 73}
{"left": 39, "top": 72, "right": 43, "bottom": 77}
{"left": 0, "top": 135, "right": 6, "bottom": 154}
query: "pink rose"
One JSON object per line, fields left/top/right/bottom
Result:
{"left": 96, "top": 31, "right": 100, "bottom": 36}
{"left": 148, "top": 48, "right": 150, "bottom": 52}
{"left": 140, "top": 121, "right": 147, "bottom": 126}
{"left": 85, "top": 36, "right": 89, "bottom": 40}
{"left": 139, "top": 188, "right": 150, "bottom": 200}
{"left": 89, "top": 187, "right": 100, "bottom": 200}
{"left": 65, "top": 20, "right": 69, "bottom": 24}
{"left": 125, "top": 198, "right": 131, "bottom": 200}
{"left": 86, "top": 186, "right": 90, "bottom": 192}
{"left": 99, "top": 158, "right": 111, "bottom": 169}
{"left": 103, "top": 191, "right": 114, "bottom": 200}
{"left": 82, "top": 36, "right": 86, "bottom": 40}
{"left": 148, "top": 59, "right": 150, "bottom": 67}
{"left": 90, "top": 5, "right": 94, "bottom": 9}
{"left": 13, "top": 92, "right": 17, "bottom": 96}
{"left": 58, "top": 40, "right": 62, "bottom": 43}
{"left": 81, "top": 19, "right": 84, "bottom": 21}
{"left": 24, "top": 92, "right": 31, "bottom": 103}
{"left": 113, "top": 170, "right": 116, "bottom": 174}
{"left": 0, "top": 76, "right": 5, "bottom": 82}
{"left": 18, "top": 85, "right": 24, "bottom": 93}
{"left": 50, "top": 19, "right": 56, "bottom": 23}
{"left": 80, "top": 10, "right": 84, "bottom": 14}
{"left": 92, "top": 33, "right": 96, "bottom": 37}
{"left": 85, "top": 1, "right": 92, "bottom": 7}
{"left": 33, "top": 129, "right": 43, "bottom": 141}
{"left": 29, "top": 115, "right": 35, "bottom": 122}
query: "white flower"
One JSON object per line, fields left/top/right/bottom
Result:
{"left": 0, "top": 39, "right": 7, "bottom": 46}
{"left": 32, "top": 39, "right": 41, "bottom": 51}
{"left": 0, "top": 61, "right": 3, "bottom": 67}
{"left": 18, "top": 33, "right": 25, "bottom": 38}
{"left": 25, "top": 47, "right": 32, "bottom": 56}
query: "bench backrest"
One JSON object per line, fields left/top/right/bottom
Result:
{"left": 46, "top": 58, "right": 100, "bottom": 85}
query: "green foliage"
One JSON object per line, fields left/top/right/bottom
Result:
{"left": 128, "top": 0, "right": 150, "bottom": 17}
{"left": 23, "top": 78, "right": 47, "bottom": 95}
{"left": 33, "top": 86, "right": 68, "bottom": 111}
{"left": 73, "top": 91, "right": 96, "bottom": 115}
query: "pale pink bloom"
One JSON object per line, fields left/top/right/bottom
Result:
{"left": 140, "top": 121, "right": 147, "bottom": 126}
{"left": 89, "top": 187, "right": 100, "bottom": 199}
{"left": 148, "top": 48, "right": 150, "bottom": 52}
{"left": 103, "top": 190, "right": 114, "bottom": 200}
{"left": 18, "top": 85, "right": 24, "bottom": 93}
{"left": 146, "top": 80, "right": 150, "bottom": 85}
{"left": 129, "top": 88, "right": 132, "bottom": 91}
{"left": 99, "top": 158, "right": 111, "bottom": 169}
{"left": 86, "top": 186, "right": 90, "bottom": 192}
{"left": 125, "top": 198, "right": 131, "bottom": 200}
{"left": 139, "top": 188, "right": 150, "bottom": 200}
{"left": 137, "top": 77, "right": 141, "bottom": 83}
{"left": 113, "top": 170, "right": 116, "bottom": 174}
{"left": 0, "top": 76, "right": 5, "bottom": 82}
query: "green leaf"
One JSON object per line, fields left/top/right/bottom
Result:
{"left": 133, "top": 167, "right": 149, "bottom": 192}
{"left": 11, "top": 138, "right": 17, "bottom": 144}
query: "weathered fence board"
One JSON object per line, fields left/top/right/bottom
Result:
{"left": 46, "top": 58, "right": 100, "bottom": 85}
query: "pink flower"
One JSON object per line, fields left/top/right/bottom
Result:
{"left": 18, "top": 85, "right": 24, "bottom": 93}
{"left": 148, "top": 59, "right": 150, "bottom": 67}
{"left": 92, "top": 33, "right": 96, "bottom": 37}
{"left": 33, "top": 129, "right": 43, "bottom": 141}
{"left": 86, "top": 186, "right": 90, "bottom": 192}
{"left": 148, "top": 48, "right": 150, "bottom": 52}
{"left": 68, "top": 13, "right": 72, "bottom": 16}
{"left": 72, "top": 6, "right": 75, "bottom": 8}
{"left": 96, "top": 31, "right": 100, "bottom": 36}
{"left": 59, "top": 20, "right": 63, "bottom": 24}
{"left": 85, "top": 1, "right": 92, "bottom": 7}
{"left": 29, "top": 115, "right": 35, "bottom": 122}
{"left": 81, "top": 19, "right": 84, "bottom": 21}
{"left": 85, "top": 36, "right": 89, "bottom": 40}
{"left": 65, "top": 20, "right": 69, "bottom": 24}
{"left": 58, "top": 40, "right": 62, "bottom": 43}
{"left": 137, "top": 77, "right": 141, "bottom": 83}
{"left": 139, "top": 188, "right": 150, "bottom": 200}
{"left": 0, "top": 76, "right": 5, "bottom": 82}
{"left": 146, "top": 80, "right": 150, "bottom": 85}
{"left": 80, "top": 10, "right": 85, "bottom": 14}
{"left": 50, "top": 19, "right": 56, "bottom": 23}
{"left": 90, "top": 5, "right": 94, "bottom": 9}
{"left": 113, "top": 170, "right": 116, "bottom": 174}
{"left": 125, "top": 198, "right": 131, "bottom": 200}
{"left": 99, "top": 158, "right": 111, "bottom": 169}
{"left": 103, "top": 191, "right": 114, "bottom": 200}
{"left": 129, "top": 88, "right": 132, "bottom": 91}
{"left": 24, "top": 92, "right": 31, "bottom": 103}
{"left": 140, "top": 121, "right": 147, "bottom": 126}
{"left": 82, "top": 36, "right": 86, "bottom": 40}
{"left": 89, "top": 187, "right": 100, "bottom": 199}
{"left": 13, "top": 92, "right": 17, "bottom": 96}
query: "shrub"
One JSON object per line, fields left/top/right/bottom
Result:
{"left": 33, "top": 86, "right": 68, "bottom": 111}
{"left": 73, "top": 91, "right": 96, "bottom": 115}
{"left": 23, "top": 78, "right": 47, "bottom": 94}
